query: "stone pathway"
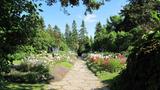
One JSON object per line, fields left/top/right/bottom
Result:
{"left": 48, "top": 59, "right": 110, "bottom": 90}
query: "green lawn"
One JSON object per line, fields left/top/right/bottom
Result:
{"left": 2, "top": 83, "right": 47, "bottom": 90}
{"left": 55, "top": 61, "right": 73, "bottom": 69}
{"left": 96, "top": 71, "right": 119, "bottom": 86}
{"left": 96, "top": 71, "right": 119, "bottom": 81}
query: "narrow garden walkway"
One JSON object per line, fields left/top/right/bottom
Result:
{"left": 48, "top": 58, "right": 110, "bottom": 90}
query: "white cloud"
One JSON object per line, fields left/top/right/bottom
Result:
{"left": 84, "top": 14, "right": 97, "bottom": 23}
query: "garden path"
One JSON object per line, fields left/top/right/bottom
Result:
{"left": 48, "top": 58, "right": 110, "bottom": 90}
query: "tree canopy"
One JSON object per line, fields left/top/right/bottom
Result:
{"left": 45, "top": 0, "right": 110, "bottom": 14}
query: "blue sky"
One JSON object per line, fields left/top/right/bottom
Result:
{"left": 37, "top": 0, "right": 128, "bottom": 37}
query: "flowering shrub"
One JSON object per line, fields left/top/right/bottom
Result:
{"left": 87, "top": 53, "right": 126, "bottom": 73}
{"left": 89, "top": 54, "right": 126, "bottom": 64}
{"left": 104, "top": 58, "right": 124, "bottom": 73}
{"left": 116, "top": 53, "right": 127, "bottom": 64}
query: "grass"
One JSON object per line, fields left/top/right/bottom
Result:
{"left": 13, "top": 60, "right": 22, "bottom": 65}
{"left": 55, "top": 61, "right": 73, "bottom": 69}
{"left": 2, "top": 83, "right": 47, "bottom": 90}
{"left": 96, "top": 71, "right": 119, "bottom": 86}
{"left": 96, "top": 71, "right": 119, "bottom": 81}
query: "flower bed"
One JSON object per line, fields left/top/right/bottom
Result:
{"left": 86, "top": 53, "right": 127, "bottom": 73}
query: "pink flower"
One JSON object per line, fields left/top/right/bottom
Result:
{"left": 116, "top": 53, "right": 127, "bottom": 64}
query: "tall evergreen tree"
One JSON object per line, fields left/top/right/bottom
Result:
{"left": 38, "top": 17, "right": 46, "bottom": 30}
{"left": 79, "top": 20, "right": 88, "bottom": 41}
{"left": 89, "top": 36, "right": 94, "bottom": 51}
{"left": 47, "top": 24, "right": 53, "bottom": 31}
{"left": 53, "top": 25, "right": 61, "bottom": 48}
{"left": 78, "top": 20, "right": 88, "bottom": 55}
{"left": 94, "top": 22, "right": 103, "bottom": 40}
{"left": 65, "top": 24, "right": 71, "bottom": 41}
{"left": 53, "top": 25, "right": 61, "bottom": 34}
{"left": 65, "top": 24, "right": 72, "bottom": 49}
{"left": 47, "top": 24, "right": 55, "bottom": 39}
{"left": 71, "top": 20, "right": 79, "bottom": 51}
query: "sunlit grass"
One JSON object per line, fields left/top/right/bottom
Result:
{"left": 2, "top": 83, "right": 47, "bottom": 90}
{"left": 55, "top": 61, "right": 73, "bottom": 69}
{"left": 96, "top": 71, "right": 119, "bottom": 81}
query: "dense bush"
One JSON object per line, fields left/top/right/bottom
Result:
{"left": 32, "top": 30, "right": 54, "bottom": 51}
{"left": 7, "top": 46, "right": 35, "bottom": 62}
{"left": 104, "top": 59, "right": 124, "bottom": 73}
{"left": 4, "top": 71, "right": 51, "bottom": 83}
{"left": 93, "top": 31, "right": 133, "bottom": 52}
{"left": 59, "top": 42, "right": 69, "bottom": 51}
{"left": 111, "top": 34, "right": 160, "bottom": 90}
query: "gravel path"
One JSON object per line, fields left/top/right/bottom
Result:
{"left": 48, "top": 59, "right": 110, "bottom": 90}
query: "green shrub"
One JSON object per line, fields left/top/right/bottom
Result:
{"left": 14, "top": 62, "right": 30, "bottom": 72}
{"left": 111, "top": 38, "right": 160, "bottom": 90}
{"left": 105, "top": 59, "right": 124, "bottom": 73}
{"left": 60, "top": 42, "right": 69, "bottom": 51}
{"left": 4, "top": 71, "right": 51, "bottom": 83}
{"left": 5, "top": 61, "right": 52, "bottom": 83}
{"left": 32, "top": 30, "right": 54, "bottom": 51}
{"left": 31, "top": 63, "right": 49, "bottom": 74}
{"left": 17, "top": 45, "right": 35, "bottom": 53}
{"left": 7, "top": 52, "right": 26, "bottom": 61}
{"left": 7, "top": 45, "right": 35, "bottom": 62}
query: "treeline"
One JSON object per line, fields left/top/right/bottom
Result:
{"left": 64, "top": 20, "right": 92, "bottom": 55}
{"left": 45, "top": 20, "right": 93, "bottom": 54}
{"left": 92, "top": 16, "right": 143, "bottom": 53}
{"left": 92, "top": 4, "right": 160, "bottom": 53}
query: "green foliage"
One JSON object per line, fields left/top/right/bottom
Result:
{"left": 97, "top": 71, "right": 119, "bottom": 81}
{"left": 94, "top": 22, "right": 103, "bottom": 40}
{"left": 53, "top": 25, "right": 62, "bottom": 48}
{"left": 59, "top": 42, "right": 69, "bottom": 51}
{"left": 87, "top": 57, "right": 125, "bottom": 74}
{"left": 93, "top": 29, "right": 133, "bottom": 52}
{"left": 55, "top": 61, "right": 73, "bottom": 69}
{"left": 3, "top": 83, "right": 46, "bottom": 90}
{"left": 121, "top": 0, "right": 160, "bottom": 31}
{"left": 47, "top": 24, "right": 69, "bottom": 51}
{"left": 65, "top": 24, "right": 72, "bottom": 48}
{"left": 115, "top": 31, "right": 133, "bottom": 51}
{"left": 4, "top": 71, "right": 50, "bottom": 83}
{"left": 7, "top": 46, "right": 35, "bottom": 62}
{"left": 0, "top": 0, "right": 41, "bottom": 76}
{"left": 105, "top": 59, "right": 124, "bottom": 73}
{"left": 32, "top": 30, "right": 54, "bottom": 51}
{"left": 111, "top": 34, "right": 160, "bottom": 90}
{"left": 78, "top": 20, "right": 91, "bottom": 55}
{"left": 68, "top": 20, "right": 79, "bottom": 51}
{"left": 45, "top": 0, "right": 109, "bottom": 13}
{"left": 106, "top": 15, "right": 124, "bottom": 32}
{"left": 4, "top": 61, "right": 52, "bottom": 83}
{"left": 93, "top": 14, "right": 142, "bottom": 52}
